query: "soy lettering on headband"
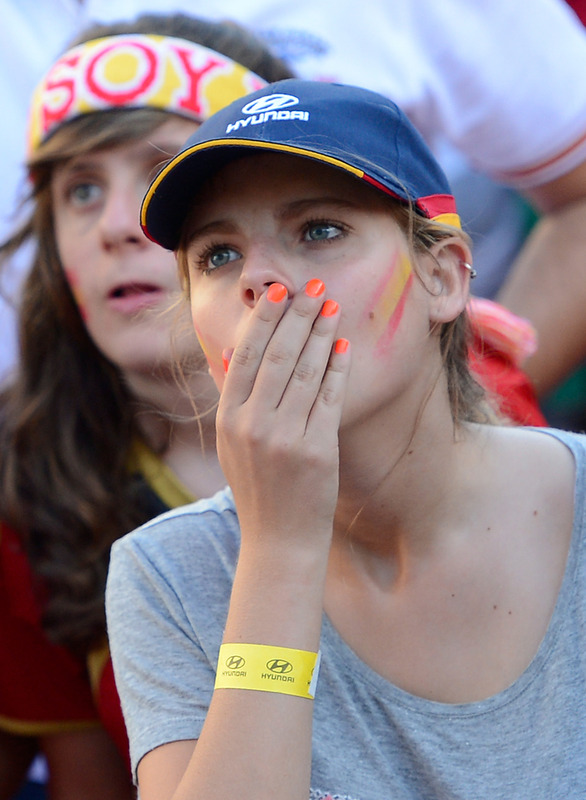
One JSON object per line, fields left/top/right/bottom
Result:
{"left": 28, "top": 34, "right": 267, "bottom": 152}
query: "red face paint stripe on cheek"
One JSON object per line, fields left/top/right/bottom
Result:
{"left": 366, "top": 253, "right": 413, "bottom": 355}
{"left": 65, "top": 270, "right": 89, "bottom": 321}
{"left": 373, "top": 272, "right": 413, "bottom": 355}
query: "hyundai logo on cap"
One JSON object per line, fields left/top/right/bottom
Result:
{"left": 241, "top": 94, "right": 299, "bottom": 114}
{"left": 141, "top": 79, "right": 460, "bottom": 251}
{"left": 225, "top": 93, "right": 309, "bottom": 134}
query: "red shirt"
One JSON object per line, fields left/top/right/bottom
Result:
{"left": 0, "top": 523, "right": 98, "bottom": 733}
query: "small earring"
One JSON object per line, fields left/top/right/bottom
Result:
{"left": 463, "top": 262, "right": 477, "bottom": 279}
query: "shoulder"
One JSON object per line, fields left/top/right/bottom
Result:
{"left": 526, "top": 426, "right": 586, "bottom": 461}
{"left": 492, "top": 424, "right": 586, "bottom": 451}
{"left": 486, "top": 427, "right": 586, "bottom": 531}
{"left": 109, "top": 486, "right": 239, "bottom": 591}
{"left": 470, "top": 426, "right": 584, "bottom": 513}
{"left": 114, "top": 484, "right": 236, "bottom": 542}
{"left": 491, "top": 426, "right": 586, "bottom": 474}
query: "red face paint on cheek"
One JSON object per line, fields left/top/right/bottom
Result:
{"left": 192, "top": 319, "right": 223, "bottom": 375}
{"left": 64, "top": 269, "right": 89, "bottom": 321}
{"left": 365, "top": 252, "right": 413, "bottom": 356}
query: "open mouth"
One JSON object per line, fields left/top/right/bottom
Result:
{"left": 108, "top": 282, "right": 164, "bottom": 313}
{"left": 110, "top": 282, "right": 160, "bottom": 298}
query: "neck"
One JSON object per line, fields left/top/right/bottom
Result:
{"left": 125, "top": 366, "right": 225, "bottom": 499}
{"left": 333, "top": 385, "right": 482, "bottom": 559}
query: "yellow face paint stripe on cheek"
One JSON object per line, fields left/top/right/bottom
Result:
{"left": 192, "top": 321, "right": 218, "bottom": 370}
{"left": 193, "top": 329, "right": 210, "bottom": 360}
{"left": 368, "top": 252, "right": 413, "bottom": 356}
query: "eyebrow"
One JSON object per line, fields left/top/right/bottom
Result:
{"left": 56, "top": 158, "right": 99, "bottom": 177}
{"left": 59, "top": 138, "right": 184, "bottom": 174}
{"left": 275, "top": 197, "right": 361, "bottom": 220}
{"left": 187, "top": 196, "right": 362, "bottom": 244}
{"left": 187, "top": 219, "right": 240, "bottom": 246}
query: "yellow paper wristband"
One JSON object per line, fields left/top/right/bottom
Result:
{"left": 215, "top": 644, "right": 321, "bottom": 699}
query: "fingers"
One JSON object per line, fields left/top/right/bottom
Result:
{"left": 217, "top": 280, "right": 350, "bottom": 539}
{"left": 220, "top": 282, "right": 292, "bottom": 409}
{"left": 276, "top": 297, "right": 345, "bottom": 425}
{"left": 223, "top": 279, "right": 349, "bottom": 419}
{"left": 305, "top": 336, "right": 350, "bottom": 437}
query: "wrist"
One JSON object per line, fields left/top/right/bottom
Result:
{"left": 215, "top": 643, "right": 321, "bottom": 699}
{"left": 224, "top": 549, "right": 327, "bottom": 652}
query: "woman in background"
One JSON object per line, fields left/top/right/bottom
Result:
{"left": 0, "top": 15, "right": 293, "bottom": 798}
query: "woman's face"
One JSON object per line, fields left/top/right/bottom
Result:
{"left": 184, "top": 153, "right": 442, "bottom": 425}
{"left": 52, "top": 117, "right": 198, "bottom": 378}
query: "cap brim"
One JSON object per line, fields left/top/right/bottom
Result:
{"left": 141, "top": 139, "right": 370, "bottom": 251}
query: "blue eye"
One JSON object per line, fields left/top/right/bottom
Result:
{"left": 196, "top": 245, "right": 241, "bottom": 275}
{"left": 304, "top": 222, "right": 343, "bottom": 242}
{"left": 68, "top": 182, "right": 101, "bottom": 206}
{"left": 209, "top": 248, "right": 240, "bottom": 269}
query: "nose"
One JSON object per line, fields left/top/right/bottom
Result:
{"left": 99, "top": 181, "right": 147, "bottom": 251}
{"left": 238, "top": 246, "right": 294, "bottom": 307}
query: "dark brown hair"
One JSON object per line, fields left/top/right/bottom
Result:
{"left": 0, "top": 13, "right": 294, "bottom": 657}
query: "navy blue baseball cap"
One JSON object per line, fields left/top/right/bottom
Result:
{"left": 141, "top": 79, "right": 460, "bottom": 250}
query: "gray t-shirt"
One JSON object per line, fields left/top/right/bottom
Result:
{"left": 106, "top": 427, "right": 586, "bottom": 799}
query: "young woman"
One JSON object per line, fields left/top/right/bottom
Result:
{"left": 0, "top": 16, "right": 293, "bottom": 798}
{"left": 106, "top": 80, "right": 578, "bottom": 800}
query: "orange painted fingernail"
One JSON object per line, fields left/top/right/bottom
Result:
{"left": 335, "top": 338, "right": 349, "bottom": 354}
{"left": 320, "top": 299, "right": 339, "bottom": 317}
{"left": 222, "top": 348, "right": 232, "bottom": 374}
{"left": 305, "top": 278, "right": 325, "bottom": 297}
{"left": 267, "top": 283, "right": 287, "bottom": 303}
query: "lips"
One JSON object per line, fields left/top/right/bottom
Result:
{"left": 107, "top": 282, "right": 165, "bottom": 314}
